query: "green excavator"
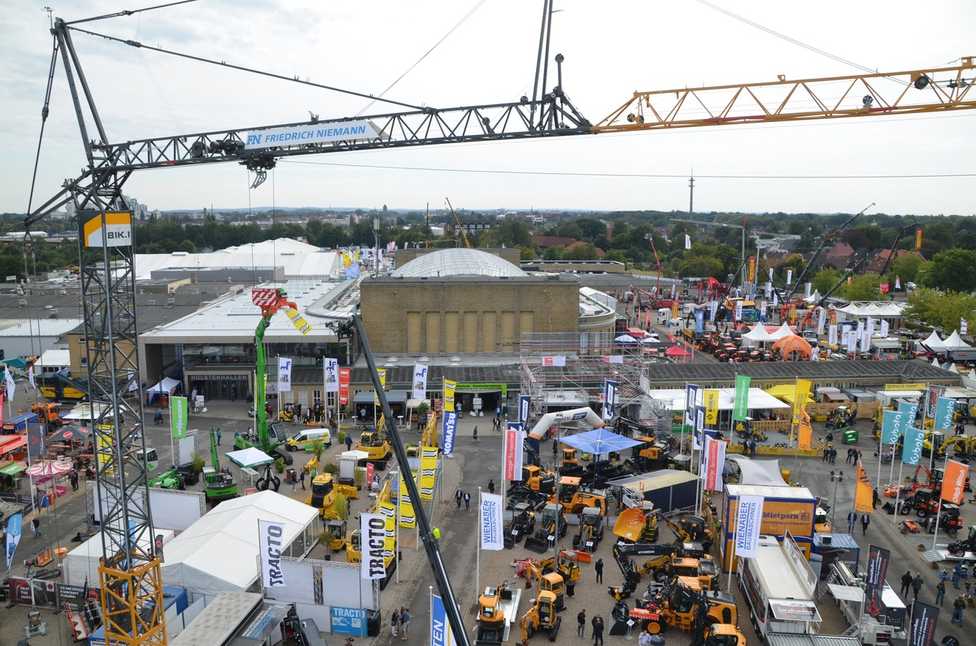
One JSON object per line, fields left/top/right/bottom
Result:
{"left": 233, "top": 287, "right": 312, "bottom": 490}
{"left": 205, "top": 427, "right": 239, "bottom": 503}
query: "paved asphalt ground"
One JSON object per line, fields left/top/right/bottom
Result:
{"left": 3, "top": 393, "right": 976, "bottom": 646}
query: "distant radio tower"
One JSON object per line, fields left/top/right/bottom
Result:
{"left": 688, "top": 171, "right": 695, "bottom": 216}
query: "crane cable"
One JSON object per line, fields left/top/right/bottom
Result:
{"left": 66, "top": 24, "right": 428, "bottom": 111}
{"left": 64, "top": 0, "right": 199, "bottom": 26}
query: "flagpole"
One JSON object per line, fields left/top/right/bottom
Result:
{"left": 728, "top": 499, "right": 738, "bottom": 592}
{"left": 932, "top": 452, "right": 951, "bottom": 550}
{"left": 476, "top": 486, "right": 482, "bottom": 606}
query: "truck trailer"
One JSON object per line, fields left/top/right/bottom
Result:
{"left": 739, "top": 535, "right": 821, "bottom": 640}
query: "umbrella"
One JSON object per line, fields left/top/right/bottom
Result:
{"left": 560, "top": 428, "right": 643, "bottom": 456}
{"left": 48, "top": 426, "right": 89, "bottom": 444}
{"left": 27, "top": 459, "right": 73, "bottom": 478}
{"left": 614, "top": 334, "right": 638, "bottom": 344}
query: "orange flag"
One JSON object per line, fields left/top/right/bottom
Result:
{"left": 854, "top": 463, "right": 874, "bottom": 513}
{"left": 942, "top": 460, "right": 969, "bottom": 505}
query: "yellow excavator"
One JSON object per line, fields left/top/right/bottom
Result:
{"left": 539, "top": 552, "right": 581, "bottom": 596}
{"left": 515, "top": 591, "right": 561, "bottom": 646}
{"left": 306, "top": 473, "right": 339, "bottom": 518}
{"left": 613, "top": 504, "right": 659, "bottom": 543}
{"left": 521, "top": 560, "right": 568, "bottom": 611}
{"left": 522, "top": 465, "right": 557, "bottom": 494}
{"left": 663, "top": 556, "right": 719, "bottom": 591}
{"left": 356, "top": 422, "right": 391, "bottom": 469}
{"left": 663, "top": 515, "right": 714, "bottom": 551}
{"left": 552, "top": 477, "right": 607, "bottom": 515}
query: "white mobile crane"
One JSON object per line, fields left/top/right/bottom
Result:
{"left": 21, "top": 3, "right": 975, "bottom": 645}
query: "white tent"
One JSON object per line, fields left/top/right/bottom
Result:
{"left": 770, "top": 323, "right": 796, "bottom": 340}
{"left": 62, "top": 402, "right": 113, "bottom": 422}
{"left": 226, "top": 447, "right": 274, "bottom": 468}
{"left": 949, "top": 363, "right": 960, "bottom": 374}
{"left": 932, "top": 357, "right": 941, "bottom": 368}
{"left": 147, "top": 377, "right": 181, "bottom": 395}
{"left": 161, "top": 490, "right": 318, "bottom": 599}
{"left": 838, "top": 302, "right": 907, "bottom": 318}
{"left": 63, "top": 529, "right": 175, "bottom": 587}
{"left": 742, "top": 324, "right": 778, "bottom": 344}
{"left": 646, "top": 388, "right": 790, "bottom": 412}
{"left": 944, "top": 331, "right": 973, "bottom": 351}
{"left": 614, "top": 334, "right": 638, "bottom": 344}
{"left": 803, "top": 290, "right": 822, "bottom": 305}
{"left": 726, "top": 456, "right": 788, "bottom": 486}
{"left": 922, "top": 330, "right": 946, "bottom": 351}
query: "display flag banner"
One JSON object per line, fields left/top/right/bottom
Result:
{"left": 518, "top": 395, "right": 530, "bottom": 425}
{"left": 430, "top": 592, "right": 457, "bottom": 646}
{"left": 602, "top": 380, "right": 618, "bottom": 421}
{"left": 934, "top": 396, "right": 955, "bottom": 432}
{"left": 398, "top": 474, "right": 417, "bottom": 529}
{"left": 703, "top": 389, "right": 719, "bottom": 426}
{"left": 374, "top": 368, "right": 387, "bottom": 405}
{"left": 865, "top": 544, "right": 890, "bottom": 617}
{"left": 880, "top": 319, "right": 890, "bottom": 338}
{"left": 4, "top": 368, "right": 15, "bottom": 402}
{"left": 338, "top": 367, "right": 351, "bottom": 405}
{"left": 277, "top": 357, "right": 293, "bottom": 394}
{"left": 902, "top": 427, "right": 924, "bottom": 465}
{"left": 709, "top": 300, "right": 719, "bottom": 322}
{"left": 942, "top": 459, "right": 968, "bottom": 505}
{"left": 412, "top": 364, "right": 429, "bottom": 401}
{"left": 926, "top": 385, "right": 945, "bottom": 421}
{"left": 786, "top": 269, "right": 793, "bottom": 285}
{"left": 324, "top": 358, "right": 339, "bottom": 393}
{"left": 694, "top": 309, "right": 705, "bottom": 335}
{"left": 703, "top": 436, "right": 726, "bottom": 492}
{"left": 908, "top": 601, "right": 939, "bottom": 646}
{"left": 881, "top": 409, "right": 903, "bottom": 445}
{"left": 899, "top": 401, "right": 919, "bottom": 428}
{"left": 5, "top": 512, "right": 22, "bottom": 570}
{"left": 694, "top": 406, "right": 705, "bottom": 450}
{"left": 734, "top": 300, "right": 743, "bottom": 322}
{"left": 685, "top": 384, "right": 700, "bottom": 426}
{"left": 765, "top": 282, "right": 772, "bottom": 300}
{"left": 258, "top": 520, "right": 287, "bottom": 588}
{"left": 817, "top": 308, "right": 826, "bottom": 335}
{"left": 169, "top": 396, "right": 188, "bottom": 440}
{"left": 748, "top": 256, "right": 757, "bottom": 282}
{"left": 732, "top": 375, "right": 751, "bottom": 422}
{"left": 792, "top": 379, "right": 811, "bottom": 425}
{"left": 734, "top": 495, "right": 764, "bottom": 558}
{"left": 855, "top": 463, "right": 874, "bottom": 513}
{"left": 480, "top": 492, "right": 504, "bottom": 551}
{"left": 846, "top": 329, "right": 857, "bottom": 354}
{"left": 441, "top": 412, "right": 458, "bottom": 456}
{"left": 685, "top": 234, "right": 692, "bottom": 250}
{"left": 828, "top": 324, "right": 838, "bottom": 346}
{"left": 503, "top": 427, "right": 525, "bottom": 481}
{"left": 360, "top": 512, "right": 387, "bottom": 580}
{"left": 443, "top": 379, "right": 457, "bottom": 413}
{"left": 798, "top": 416, "right": 813, "bottom": 450}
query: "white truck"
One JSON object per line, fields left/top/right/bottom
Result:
{"left": 738, "top": 535, "right": 822, "bottom": 640}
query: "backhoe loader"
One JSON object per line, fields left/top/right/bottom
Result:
{"left": 572, "top": 506, "right": 605, "bottom": 552}
{"left": 607, "top": 542, "right": 681, "bottom": 600}
{"left": 626, "top": 436, "right": 672, "bottom": 471}
{"left": 631, "top": 576, "right": 737, "bottom": 635}
{"left": 476, "top": 581, "right": 514, "bottom": 646}
{"left": 515, "top": 591, "right": 561, "bottom": 646}
{"left": 525, "top": 503, "right": 568, "bottom": 553}
{"left": 355, "top": 427, "right": 391, "bottom": 469}
{"left": 664, "top": 515, "right": 714, "bottom": 551}
{"left": 519, "top": 561, "right": 568, "bottom": 611}
{"left": 539, "top": 552, "right": 581, "bottom": 596}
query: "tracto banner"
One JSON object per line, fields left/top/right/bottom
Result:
{"left": 602, "top": 380, "right": 618, "bottom": 422}
{"left": 732, "top": 375, "right": 751, "bottom": 422}
{"left": 908, "top": 601, "right": 939, "bottom": 646}
{"left": 169, "top": 396, "right": 188, "bottom": 440}
{"left": 702, "top": 436, "right": 726, "bottom": 492}
{"left": 480, "top": 492, "right": 504, "bottom": 551}
{"left": 902, "top": 427, "right": 924, "bottom": 465}
{"left": 734, "top": 495, "right": 764, "bottom": 558}
{"left": 881, "top": 409, "right": 903, "bottom": 445}
{"left": 942, "top": 460, "right": 969, "bottom": 505}
{"left": 430, "top": 592, "right": 456, "bottom": 646}
{"left": 324, "top": 358, "right": 339, "bottom": 393}
{"left": 504, "top": 426, "right": 525, "bottom": 481}
{"left": 277, "top": 357, "right": 293, "bottom": 394}
{"left": 443, "top": 379, "right": 456, "bottom": 413}
{"left": 441, "top": 412, "right": 457, "bottom": 456}
{"left": 412, "top": 364, "right": 429, "bottom": 401}
{"left": 934, "top": 396, "right": 955, "bottom": 432}
{"left": 258, "top": 520, "right": 287, "bottom": 588}
{"left": 360, "top": 512, "right": 387, "bottom": 580}
{"left": 338, "top": 367, "right": 351, "bottom": 405}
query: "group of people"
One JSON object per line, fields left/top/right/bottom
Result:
{"left": 576, "top": 610, "right": 605, "bottom": 646}
{"left": 389, "top": 606, "right": 412, "bottom": 640}
{"left": 454, "top": 488, "right": 472, "bottom": 511}
{"left": 904, "top": 568, "right": 970, "bottom": 624}
{"left": 845, "top": 511, "right": 871, "bottom": 535}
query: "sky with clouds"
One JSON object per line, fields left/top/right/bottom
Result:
{"left": 2, "top": 0, "right": 974, "bottom": 216}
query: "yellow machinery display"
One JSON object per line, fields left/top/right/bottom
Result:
{"left": 515, "top": 591, "right": 561, "bottom": 646}
{"left": 635, "top": 576, "right": 737, "bottom": 635}
{"left": 521, "top": 560, "right": 568, "bottom": 611}
{"left": 701, "top": 623, "right": 747, "bottom": 646}
{"left": 356, "top": 428, "right": 392, "bottom": 469}
{"left": 665, "top": 556, "right": 719, "bottom": 591}
{"left": 306, "top": 473, "right": 343, "bottom": 521}
{"left": 475, "top": 581, "right": 513, "bottom": 646}
{"left": 572, "top": 506, "right": 605, "bottom": 552}
{"left": 613, "top": 506, "right": 658, "bottom": 543}
{"left": 522, "top": 465, "right": 556, "bottom": 494}
{"left": 539, "top": 552, "right": 581, "bottom": 596}
{"left": 553, "top": 476, "right": 606, "bottom": 515}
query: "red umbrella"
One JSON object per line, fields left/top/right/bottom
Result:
{"left": 666, "top": 345, "right": 690, "bottom": 358}
{"left": 27, "top": 458, "right": 72, "bottom": 478}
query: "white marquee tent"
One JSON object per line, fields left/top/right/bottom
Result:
{"left": 921, "top": 331, "right": 945, "bottom": 351}
{"left": 161, "top": 491, "right": 318, "bottom": 600}
{"left": 647, "top": 388, "right": 790, "bottom": 412}
{"left": 944, "top": 331, "right": 973, "bottom": 351}
{"left": 63, "top": 529, "right": 176, "bottom": 587}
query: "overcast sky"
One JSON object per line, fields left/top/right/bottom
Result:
{"left": 2, "top": 0, "right": 974, "bottom": 216}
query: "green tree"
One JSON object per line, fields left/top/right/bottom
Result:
{"left": 906, "top": 288, "right": 976, "bottom": 332}
{"left": 812, "top": 268, "right": 842, "bottom": 295}
{"left": 920, "top": 248, "right": 976, "bottom": 292}
{"left": 841, "top": 273, "right": 882, "bottom": 301}
{"left": 492, "top": 217, "right": 532, "bottom": 247}
{"left": 564, "top": 242, "right": 598, "bottom": 260}
{"left": 543, "top": 247, "right": 564, "bottom": 260}
{"left": 888, "top": 253, "right": 926, "bottom": 284}
{"left": 677, "top": 255, "right": 724, "bottom": 279}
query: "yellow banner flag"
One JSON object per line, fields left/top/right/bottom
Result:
{"left": 443, "top": 379, "right": 456, "bottom": 413}
{"left": 792, "top": 379, "right": 811, "bottom": 425}
{"left": 797, "top": 413, "right": 813, "bottom": 450}
{"left": 398, "top": 474, "right": 417, "bottom": 528}
{"left": 375, "top": 368, "right": 387, "bottom": 406}
{"left": 704, "top": 389, "right": 719, "bottom": 426}
{"left": 419, "top": 445, "right": 439, "bottom": 502}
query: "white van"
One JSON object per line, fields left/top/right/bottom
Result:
{"left": 286, "top": 428, "right": 332, "bottom": 451}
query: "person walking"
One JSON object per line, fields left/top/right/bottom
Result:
{"left": 577, "top": 610, "right": 586, "bottom": 637}
{"left": 952, "top": 595, "right": 965, "bottom": 624}
{"left": 488, "top": 479, "right": 495, "bottom": 495}
{"left": 464, "top": 491, "right": 471, "bottom": 511}
{"left": 473, "top": 426, "right": 478, "bottom": 441}
{"left": 299, "top": 469, "right": 306, "bottom": 491}
{"left": 872, "top": 488, "right": 879, "bottom": 509}
{"left": 847, "top": 511, "right": 858, "bottom": 534}
{"left": 31, "top": 516, "right": 41, "bottom": 538}
{"left": 912, "top": 574, "right": 923, "bottom": 601}
{"left": 900, "top": 571, "right": 913, "bottom": 596}
{"left": 591, "top": 615, "right": 604, "bottom": 646}
{"left": 399, "top": 607, "right": 411, "bottom": 640}
{"left": 215, "top": 427, "right": 222, "bottom": 446}
{"left": 953, "top": 562, "right": 963, "bottom": 589}
{"left": 936, "top": 579, "right": 947, "bottom": 606}
{"left": 69, "top": 470, "right": 79, "bottom": 492}
{"left": 822, "top": 446, "right": 830, "bottom": 462}
{"left": 595, "top": 558, "right": 604, "bottom": 584}
{"left": 345, "top": 433, "right": 353, "bottom": 451}
{"left": 861, "top": 514, "right": 870, "bottom": 536}
{"left": 455, "top": 488, "right": 463, "bottom": 510}
{"left": 391, "top": 608, "right": 400, "bottom": 638}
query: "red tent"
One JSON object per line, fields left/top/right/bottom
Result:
{"left": 665, "top": 345, "right": 690, "bottom": 358}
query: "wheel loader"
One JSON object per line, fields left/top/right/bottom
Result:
{"left": 525, "top": 503, "right": 568, "bottom": 553}
{"left": 552, "top": 476, "right": 607, "bottom": 515}
{"left": 515, "top": 591, "right": 561, "bottom": 646}
{"left": 572, "top": 506, "right": 605, "bottom": 552}
{"left": 505, "top": 502, "right": 537, "bottom": 548}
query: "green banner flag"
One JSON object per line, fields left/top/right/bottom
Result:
{"left": 733, "top": 374, "right": 751, "bottom": 422}
{"left": 169, "top": 395, "right": 188, "bottom": 440}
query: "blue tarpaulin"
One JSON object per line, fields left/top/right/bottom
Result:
{"left": 559, "top": 428, "right": 643, "bottom": 456}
